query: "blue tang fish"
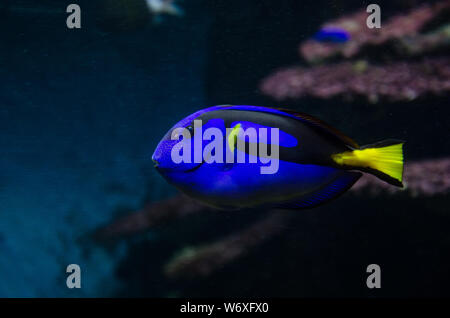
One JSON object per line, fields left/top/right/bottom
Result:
{"left": 313, "top": 27, "right": 350, "bottom": 43}
{"left": 152, "top": 105, "right": 404, "bottom": 210}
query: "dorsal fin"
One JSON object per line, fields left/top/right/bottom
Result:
{"left": 275, "top": 108, "right": 360, "bottom": 149}
{"left": 213, "top": 105, "right": 359, "bottom": 149}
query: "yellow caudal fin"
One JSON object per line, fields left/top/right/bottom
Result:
{"left": 331, "top": 140, "right": 404, "bottom": 187}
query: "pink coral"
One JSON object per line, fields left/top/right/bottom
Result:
{"left": 95, "top": 194, "right": 209, "bottom": 240}
{"left": 261, "top": 0, "right": 450, "bottom": 102}
{"left": 260, "top": 57, "right": 450, "bottom": 102}
{"left": 300, "top": 1, "right": 450, "bottom": 62}
{"left": 96, "top": 158, "right": 450, "bottom": 278}
{"left": 164, "top": 212, "right": 289, "bottom": 278}
{"left": 351, "top": 157, "right": 450, "bottom": 197}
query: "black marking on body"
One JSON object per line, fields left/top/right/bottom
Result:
{"left": 196, "top": 109, "right": 352, "bottom": 166}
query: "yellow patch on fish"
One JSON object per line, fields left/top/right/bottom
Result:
{"left": 227, "top": 123, "right": 242, "bottom": 152}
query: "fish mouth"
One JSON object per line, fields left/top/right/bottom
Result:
{"left": 153, "top": 160, "right": 204, "bottom": 173}
{"left": 184, "top": 160, "right": 204, "bottom": 173}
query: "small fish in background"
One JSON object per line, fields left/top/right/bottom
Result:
{"left": 152, "top": 105, "right": 404, "bottom": 210}
{"left": 313, "top": 27, "right": 350, "bottom": 43}
{"left": 145, "top": 0, "right": 184, "bottom": 23}
{"left": 98, "top": 0, "right": 183, "bottom": 32}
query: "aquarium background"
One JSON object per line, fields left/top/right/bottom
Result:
{"left": 0, "top": 0, "right": 449, "bottom": 297}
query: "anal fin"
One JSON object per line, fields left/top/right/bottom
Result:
{"left": 277, "top": 171, "right": 362, "bottom": 210}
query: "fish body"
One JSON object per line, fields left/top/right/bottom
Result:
{"left": 152, "top": 105, "right": 404, "bottom": 210}
{"left": 313, "top": 27, "right": 350, "bottom": 43}
{"left": 145, "top": 0, "right": 183, "bottom": 17}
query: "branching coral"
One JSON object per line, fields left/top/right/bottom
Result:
{"left": 97, "top": 158, "right": 450, "bottom": 278}
{"left": 164, "top": 212, "right": 289, "bottom": 279}
{"left": 260, "top": 57, "right": 450, "bottom": 102}
{"left": 261, "top": 0, "right": 450, "bottom": 102}
{"left": 351, "top": 157, "right": 450, "bottom": 197}
{"left": 300, "top": 1, "right": 450, "bottom": 62}
{"left": 162, "top": 158, "right": 450, "bottom": 278}
{"left": 395, "top": 24, "right": 450, "bottom": 56}
{"left": 95, "top": 195, "right": 209, "bottom": 241}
